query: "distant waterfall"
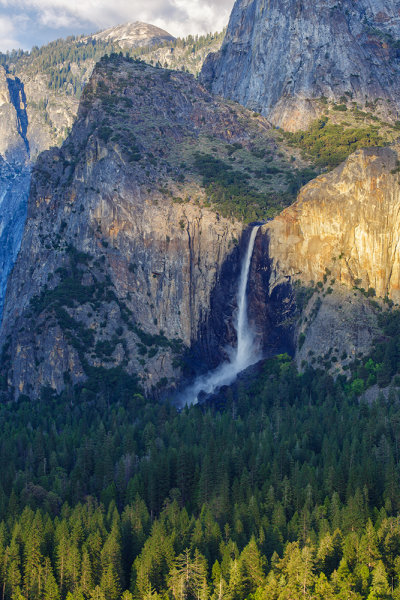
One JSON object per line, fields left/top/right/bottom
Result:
{"left": 180, "top": 226, "right": 261, "bottom": 406}
{"left": 0, "top": 166, "right": 30, "bottom": 322}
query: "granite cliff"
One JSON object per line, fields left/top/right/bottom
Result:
{"left": 7, "top": 25, "right": 174, "bottom": 159}
{"left": 2, "top": 13, "right": 400, "bottom": 399}
{"left": 0, "top": 25, "right": 225, "bottom": 320}
{"left": 2, "top": 26, "right": 224, "bottom": 159}
{"left": 2, "top": 54, "right": 398, "bottom": 396}
{"left": 0, "top": 55, "right": 299, "bottom": 399}
{"left": 265, "top": 145, "right": 400, "bottom": 302}
{"left": 201, "top": 0, "right": 400, "bottom": 130}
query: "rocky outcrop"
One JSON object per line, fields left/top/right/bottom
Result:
{"left": 10, "top": 26, "right": 221, "bottom": 159}
{"left": 0, "top": 24, "right": 208, "bottom": 319}
{"left": 294, "top": 286, "right": 379, "bottom": 372}
{"left": 0, "top": 67, "right": 29, "bottom": 163}
{"left": 264, "top": 145, "right": 400, "bottom": 302}
{"left": 248, "top": 230, "right": 297, "bottom": 358}
{"left": 0, "top": 160, "right": 30, "bottom": 319}
{"left": 140, "top": 30, "right": 226, "bottom": 77}
{"left": 3, "top": 43, "right": 399, "bottom": 398}
{"left": 201, "top": 0, "right": 400, "bottom": 130}
{"left": 0, "top": 55, "right": 285, "bottom": 399}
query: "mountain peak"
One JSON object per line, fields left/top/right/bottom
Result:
{"left": 89, "top": 21, "right": 175, "bottom": 49}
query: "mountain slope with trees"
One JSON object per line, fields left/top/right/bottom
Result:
{"left": 0, "top": 28, "right": 225, "bottom": 157}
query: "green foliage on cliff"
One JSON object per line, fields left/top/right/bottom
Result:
{"left": 137, "top": 29, "right": 225, "bottom": 57}
{"left": 284, "top": 117, "right": 387, "bottom": 168}
{"left": 358, "top": 307, "right": 400, "bottom": 388}
{"left": 133, "top": 29, "right": 226, "bottom": 74}
{"left": 0, "top": 29, "right": 225, "bottom": 96}
{"left": 0, "top": 37, "right": 121, "bottom": 95}
{"left": 26, "top": 244, "right": 181, "bottom": 390}
{"left": 193, "top": 152, "right": 313, "bottom": 222}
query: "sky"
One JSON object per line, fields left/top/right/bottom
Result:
{"left": 0, "top": 0, "right": 234, "bottom": 53}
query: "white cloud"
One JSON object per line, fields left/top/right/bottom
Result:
{"left": 0, "top": 15, "right": 21, "bottom": 51}
{"left": 167, "top": 0, "right": 232, "bottom": 36}
{"left": 38, "top": 8, "right": 84, "bottom": 29}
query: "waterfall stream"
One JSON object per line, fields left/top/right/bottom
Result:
{"left": 180, "top": 226, "right": 261, "bottom": 406}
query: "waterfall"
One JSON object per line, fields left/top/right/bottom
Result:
{"left": 179, "top": 226, "right": 261, "bottom": 406}
{"left": 235, "top": 225, "right": 259, "bottom": 369}
{"left": 0, "top": 166, "right": 30, "bottom": 322}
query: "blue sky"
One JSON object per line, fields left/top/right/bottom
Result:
{"left": 0, "top": 0, "right": 234, "bottom": 52}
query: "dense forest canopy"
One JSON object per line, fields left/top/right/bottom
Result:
{"left": 1, "top": 317, "right": 400, "bottom": 599}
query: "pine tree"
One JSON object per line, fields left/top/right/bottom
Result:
{"left": 100, "top": 563, "right": 121, "bottom": 600}
{"left": 168, "top": 549, "right": 208, "bottom": 600}
{"left": 23, "top": 525, "right": 43, "bottom": 600}
{"left": 80, "top": 549, "right": 94, "bottom": 597}
{"left": 43, "top": 559, "right": 59, "bottom": 600}
{"left": 56, "top": 535, "right": 69, "bottom": 593}
{"left": 359, "top": 520, "right": 381, "bottom": 571}
{"left": 211, "top": 561, "right": 229, "bottom": 600}
{"left": 367, "top": 561, "right": 391, "bottom": 600}
{"left": 313, "top": 572, "right": 336, "bottom": 600}
{"left": 89, "top": 586, "right": 107, "bottom": 600}
{"left": 5, "top": 538, "right": 22, "bottom": 600}
{"left": 227, "top": 558, "right": 244, "bottom": 600}
{"left": 100, "top": 526, "right": 123, "bottom": 593}
{"left": 239, "top": 537, "right": 265, "bottom": 595}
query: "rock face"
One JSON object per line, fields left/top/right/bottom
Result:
{"left": 0, "top": 160, "right": 30, "bottom": 320}
{"left": 0, "top": 55, "right": 286, "bottom": 400}
{"left": 3, "top": 33, "right": 399, "bottom": 397}
{"left": 248, "top": 230, "right": 297, "bottom": 358}
{"left": 294, "top": 286, "right": 379, "bottom": 372}
{"left": 89, "top": 22, "right": 175, "bottom": 48}
{"left": 4, "top": 24, "right": 220, "bottom": 161}
{"left": 0, "top": 68, "right": 29, "bottom": 163}
{"left": 136, "top": 30, "right": 225, "bottom": 77}
{"left": 201, "top": 0, "right": 400, "bottom": 130}
{"left": 0, "top": 24, "right": 203, "bottom": 320}
{"left": 264, "top": 145, "right": 400, "bottom": 302}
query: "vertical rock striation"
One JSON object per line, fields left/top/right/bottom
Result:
{"left": 251, "top": 144, "right": 400, "bottom": 370}
{"left": 201, "top": 0, "right": 400, "bottom": 130}
{"left": 264, "top": 145, "right": 400, "bottom": 303}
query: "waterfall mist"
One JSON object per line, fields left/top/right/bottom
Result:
{"left": 179, "top": 226, "right": 261, "bottom": 406}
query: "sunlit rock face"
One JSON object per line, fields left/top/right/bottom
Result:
{"left": 3, "top": 45, "right": 400, "bottom": 400}
{"left": 264, "top": 145, "right": 400, "bottom": 303}
{"left": 201, "top": 0, "right": 400, "bottom": 130}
